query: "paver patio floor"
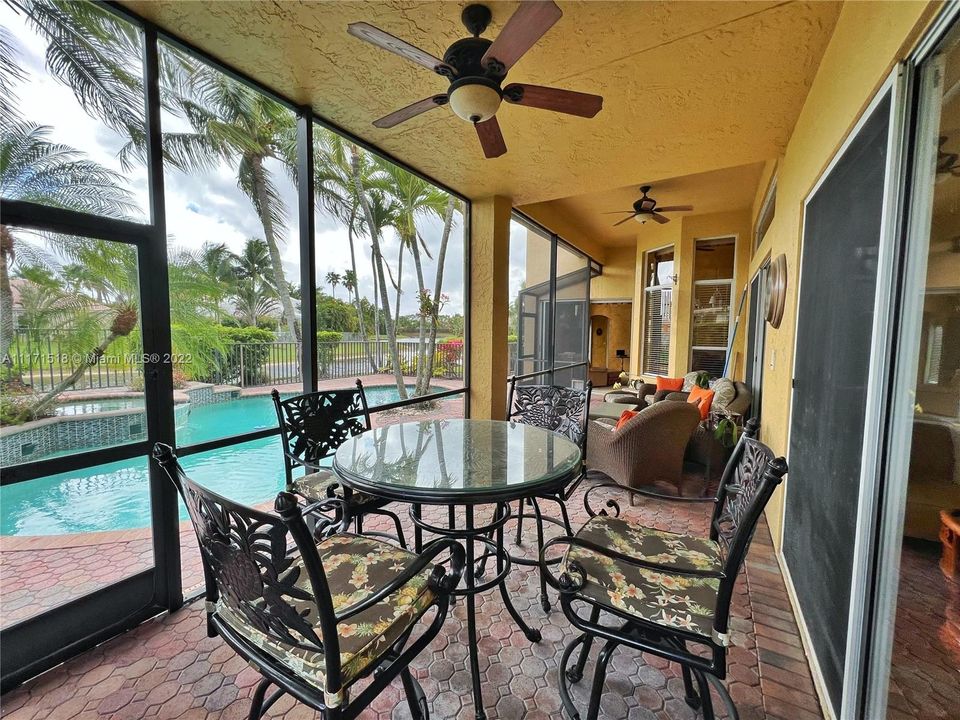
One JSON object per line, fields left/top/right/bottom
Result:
{"left": 1, "top": 474, "right": 824, "bottom": 720}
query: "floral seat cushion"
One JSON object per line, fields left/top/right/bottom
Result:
{"left": 292, "top": 470, "right": 375, "bottom": 506}
{"left": 564, "top": 514, "right": 720, "bottom": 638}
{"left": 217, "top": 533, "right": 434, "bottom": 695}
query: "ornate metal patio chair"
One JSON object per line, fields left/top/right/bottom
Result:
{"left": 272, "top": 381, "right": 407, "bottom": 546}
{"left": 154, "top": 443, "right": 464, "bottom": 720}
{"left": 506, "top": 377, "right": 592, "bottom": 611}
{"left": 540, "top": 420, "right": 787, "bottom": 720}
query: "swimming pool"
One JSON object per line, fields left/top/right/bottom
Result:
{"left": 0, "top": 384, "right": 438, "bottom": 536}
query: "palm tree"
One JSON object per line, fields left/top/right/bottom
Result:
{"left": 377, "top": 160, "right": 458, "bottom": 395}
{"left": 0, "top": 117, "right": 138, "bottom": 366}
{"left": 233, "top": 277, "right": 278, "bottom": 327}
{"left": 168, "top": 65, "right": 300, "bottom": 342}
{"left": 422, "top": 197, "right": 460, "bottom": 386}
{"left": 233, "top": 238, "right": 273, "bottom": 285}
{"left": 15, "top": 1, "right": 303, "bottom": 342}
{"left": 348, "top": 143, "right": 407, "bottom": 396}
{"left": 193, "top": 242, "right": 236, "bottom": 319}
{"left": 325, "top": 270, "right": 341, "bottom": 300}
{"left": 313, "top": 131, "right": 380, "bottom": 372}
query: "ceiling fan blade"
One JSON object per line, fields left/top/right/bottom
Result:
{"left": 481, "top": 1, "right": 562, "bottom": 73}
{"left": 654, "top": 205, "right": 694, "bottom": 213}
{"left": 503, "top": 84, "right": 603, "bottom": 118}
{"left": 651, "top": 213, "right": 670, "bottom": 224}
{"left": 612, "top": 214, "right": 638, "bottom": 227}
{"left": 348, "top": 22, "right": 454, "bottom": 76}
{"left": 601, "top": 210, "right": 637, "bottom": 215}
{"left": 475, "top": 117, "right": 507, "bottom": 158}
{"left": 373, "top": 95, "right": 448, "bottom": 128}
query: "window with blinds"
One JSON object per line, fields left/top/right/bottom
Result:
{"left": 641, "top": 248, "right": 674, "bottom": 376}
{"left": 643, "top": 286, "right": 671, "bottom": 375}
{"left": 691, "top": 280, "right": 733, "bottom": 377}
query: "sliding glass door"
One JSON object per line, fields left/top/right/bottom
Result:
{"left": 866, "top": 11, "right": 960, "bottom": 718}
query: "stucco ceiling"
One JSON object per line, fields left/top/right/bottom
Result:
{"left": 121, "top": 0, "right": 840, "bottom": 206}
{"left": 519, "top": 161, "right": 766, "bottom": 247}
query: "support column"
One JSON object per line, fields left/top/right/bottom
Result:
{"left": 469, "top": 195, "right": 512, "bottom": 419}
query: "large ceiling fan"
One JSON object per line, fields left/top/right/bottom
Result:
{"left": 606, "top": 186, "right": 693, "bottom": 226}
{"left": 347, "top": 1, "right": 604, "bottom": 158}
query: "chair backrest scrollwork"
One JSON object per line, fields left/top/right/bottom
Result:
{"left": 272, "top": 380, "right": 372, "bottom": 485}
{"left": 507, "top": 378, "right": 593, "bottom": 456}
{"left": 152, "top": 443, "right": 344, "bottom": 681}
{"left": 708, "top": 419, "right": 788, "bottom": 636}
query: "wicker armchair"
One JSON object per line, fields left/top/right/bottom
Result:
{"left": 154, "top": 443, "right": 464, "bottom": 720}
{"left": 586, "top": 400, "right": 700, "bottom": 494}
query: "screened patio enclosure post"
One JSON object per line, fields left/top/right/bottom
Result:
{"left": 509, "top": 212, "right": 594, "bottom": 390}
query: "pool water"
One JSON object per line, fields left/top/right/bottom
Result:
{"left": 0, "top": 385, "right": 435, "bottom": 536}
{"left": 55, "top": 398, "right": 144, "bottom": 415}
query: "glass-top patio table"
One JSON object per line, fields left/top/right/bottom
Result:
{"left": 333, "top": 418, "right": 582, "bottom": 720}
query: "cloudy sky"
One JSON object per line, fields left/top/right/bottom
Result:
{"left": 3, "top": 4, "right": 469, "bottom": 317}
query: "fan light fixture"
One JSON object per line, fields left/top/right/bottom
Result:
{"left": 448, "top": 81, "right": 502, "bottom": 123}
{"left": 348, "top": 2, "right": 604, "bottom": 158}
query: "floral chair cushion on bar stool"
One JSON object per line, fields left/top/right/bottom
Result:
{"left": 293, "top": 469, "right": 375, "bottom": 506}
{"left": 563, "top": 515, "right": 722, "bottom": 637}
{"left": 218, "top": 533, "right": 435, "bottom": 690}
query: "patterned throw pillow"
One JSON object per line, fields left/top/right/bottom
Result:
{"left": 711, "top": 377, "right": 736, "bottom": 410}
{"left": 682, "top": 371, "right": 700, "bottom": 391}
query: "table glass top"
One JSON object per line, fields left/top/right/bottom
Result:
{"left": 333, "top": 419, "right": 582, "bottom": 499}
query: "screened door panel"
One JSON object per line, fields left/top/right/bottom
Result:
{"left": 783, "top": 92, "right": 891, "bottom": 714}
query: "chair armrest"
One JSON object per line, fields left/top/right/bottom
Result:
{"left": 665, "top": 391, "right": 690, "bottom": 402}
{"left": 636, "top": 382, "right": 656, "bottom": 400}
{"left": 539, "top": 535, "right": 724, "bottom": 594}
{"left": 583, "top": 481, "right": 717, "bottom": 517}
{"left": 335, "top": 538, "right": 466, "bottom": 622}
{"left": 284, "top": 450, "right": 329, "bottom": 474}
{"left": 300, "top": 497, "right": 353, "bottom": 537}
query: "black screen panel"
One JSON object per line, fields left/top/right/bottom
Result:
{"left": 783, "top": 93, "right": 891, "bottom": 714}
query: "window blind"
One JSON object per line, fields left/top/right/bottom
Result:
{"left": 691, "top": 280, "right": 732, "bottom": 377}
{"left": 643, "top": 286, "right": 671, "bottom": 375}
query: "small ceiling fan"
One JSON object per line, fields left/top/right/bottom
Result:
{"left": 347, "top": 1, "right": 604, "bottom": 158}
{"left": 606, "top": 186, "right": 693, "bottom": 226}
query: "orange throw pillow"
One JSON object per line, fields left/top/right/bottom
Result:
{"left": 615, "top": 409, "right": 639, "bottom": 431}
{"left": 687, "top": 385, "right": 715, "bottom": 420}
{"left": 655, "top": 376, "right": 684, "bottom": 393}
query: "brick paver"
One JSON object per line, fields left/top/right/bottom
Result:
{"left": 1, "top": 472, "right": 824, "bottom": 719}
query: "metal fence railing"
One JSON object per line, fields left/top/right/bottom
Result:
{"left": 6, "top": 330, "right": 465, "bottom": 392}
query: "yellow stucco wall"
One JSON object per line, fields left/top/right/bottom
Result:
{"left": 590, "top": 302, "right": 633, "bottom": 371}
{"left": 748, "top": 1, "right": 939, "bottom": 548}
{"left": 591, "top": 246, "right": 636, "bottom": 301}
{"left": 470, "top": 196, "right": 512, "bottom": 420}
{"left": 625, "top": 209, "right": 752, "bottom": 379}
